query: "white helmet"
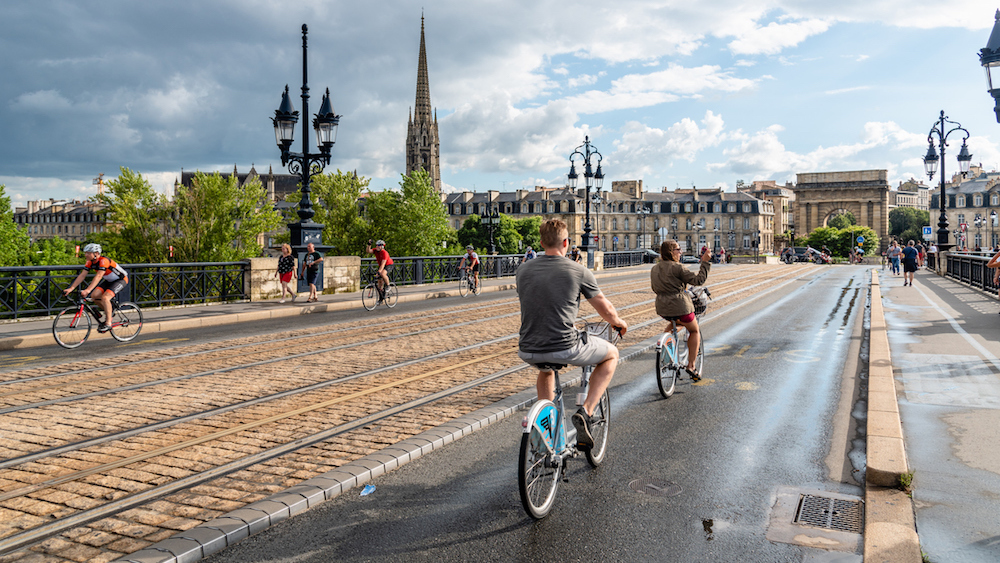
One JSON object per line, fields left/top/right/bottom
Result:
{"left": 376, "top": 240, "right": 385, "bottom": 246}
{"left": 83, "top": 243, "right": 102, "bottom": 254}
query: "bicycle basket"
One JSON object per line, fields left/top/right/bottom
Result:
{"left": 687, "top": 286, "right": 712, "bottom": 316}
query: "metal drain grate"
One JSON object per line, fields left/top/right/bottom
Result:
{"left": 793, "top": 494, "right": 863, "bottom": 534}
{"left": 628, "top": 478, "right": 682, "bottom": 497}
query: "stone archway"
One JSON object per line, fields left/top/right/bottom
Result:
{"left": 823, "top": 208, "right": 856, "bottom": 227}
{"left": 792, "top": 170, "right": 890, "bottom": 251}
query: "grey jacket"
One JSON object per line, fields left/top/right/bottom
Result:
{"left": 650, "top": 259, "right": 711, "bottom": 318}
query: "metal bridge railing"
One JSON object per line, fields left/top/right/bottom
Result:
{"left": 0, "top": 262, "right": 248, "bottom": 320}
{"left": 945, "top": 252, "right": 997, "bottom": 293}
{"left": 602, "top": 251, "right": 645, "bottom": 269}
{"left": 361, "top": 254, "right": 523, "bottom": 287}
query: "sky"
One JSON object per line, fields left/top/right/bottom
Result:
{"left": 3, "top": 0, "right": 1000, "bottom": 208}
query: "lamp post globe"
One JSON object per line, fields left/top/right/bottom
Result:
{"left": 980, "top": 10, "right": 1000, "bottom": 123}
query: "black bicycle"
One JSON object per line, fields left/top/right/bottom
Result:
{"left": 52, "top": 293, "right": 143, "bottom": 348}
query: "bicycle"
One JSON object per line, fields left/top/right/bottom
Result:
{"left": 361, "top": 281, "right": 398, "bottom": 311}
{"left": 458, "top": 267, "right": 480, "bottom": 297}
{"left": 52, "top": 293, "right": 144, "bottom": 349}
{"left": 518, "top": 321, "right": 620, "bottom": 519}
{"left": 655, "top": 287, "right": 710, "bottom": 398}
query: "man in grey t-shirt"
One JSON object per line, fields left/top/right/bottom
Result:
{"left": 516, "top": 219, "right": 627, "bottom": 449}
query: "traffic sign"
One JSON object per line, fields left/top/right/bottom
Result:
{"left": 922, "top": 226, "right": 932, "bottom": 241}
{"left": 856, "top": 236, "right": 865, "bottom": 244}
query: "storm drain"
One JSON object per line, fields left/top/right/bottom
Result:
{"left": 628, "top": 478, "right": 682, "bottom": 497}
{"left": 793, "top": 494, "right": 863, "bottom": 534}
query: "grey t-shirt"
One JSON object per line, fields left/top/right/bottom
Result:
{"left": 516, "top": 254, "right": 602, "bottom": 353}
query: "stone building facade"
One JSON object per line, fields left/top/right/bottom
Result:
{"left": 929, "top": 166, "right": 1000, "bottom": 250}
{"left": 792, "top": 170, "right": 890, "bottom": 250}
{"left": 405, "top": 16, "right": 441, "bottom": 192}
{"left": 443, "top": 182, "right": 776, "bottom": 254}
{"left": 13, "top": 199, "right": 110, "bottom": 242}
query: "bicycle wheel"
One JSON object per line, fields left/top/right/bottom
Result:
{"left": 656, "top": 337, "right": 677, "bottom": 398}
{"left": 362, "top": 283, "right": 378, "bottom": 311}
{"left": 459, "top": 273, "right": 470, "bottom": 297}
{"left": 53, "top": 306, "right": 92, "bottom": 349}
{"left": 676, "top": 330, "right": 705, "bottom": 381}
{"left": 384, "top": 284, "right": 398, "bottom": 308}
{"left": 518, "top": 411, "right": 561, "bottom": 519}
{"left": 109, "top": 303, "right": 143, "bottom": 342}
{"left": 585, "top": 390, "right": 611, "bottom": 467}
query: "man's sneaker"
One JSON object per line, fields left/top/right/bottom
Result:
{"left": 97, "top": 322, "right": 110, "bottom": 333}
{"left": 572, "top": 407, "right": 597, "bottom": 450}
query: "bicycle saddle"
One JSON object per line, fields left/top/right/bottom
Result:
{"left": 534, "top": 363, "right": 567, "bottom": 371}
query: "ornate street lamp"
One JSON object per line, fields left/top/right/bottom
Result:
{"left": 591, "top": 190, "right": 604, "bottom": 250}
{"left": 923, "top": 111, "right": 972, "bottom": 252}
{"left": 273, "top": 24, "right": 341, "bottom": 267}
{"left": 975, "top": 213, "right": 984, "bottom": 249}
{"left": 482, "top": 206, "right": 501, "bottom": 254}
{"left": 637, "top": 206, "right": 650, "bottom": 250}
{"left": 992, "top": 210, "right": 998, "bottom": 248}
{"left": 568, "top": 136, "right": 604, "bottom": 268}
{"left": 980, "top": 10, "right": 1000, "bottom": 123}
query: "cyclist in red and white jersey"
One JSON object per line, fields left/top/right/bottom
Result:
{"left": 63, "top": 243, "right": 129, "bottom": 333}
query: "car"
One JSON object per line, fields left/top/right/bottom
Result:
{"left": 680, "top": 254, "right": 700, "bottom": 264}
{"left": 782, "top": 246, "right": 812, "bottom": 263}
{"left": 641, "top": 249, "right": 660, "bottom": 263}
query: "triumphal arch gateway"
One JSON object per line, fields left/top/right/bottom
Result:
{"left": 792, "top": 170, "right": 890, "bottom": 251}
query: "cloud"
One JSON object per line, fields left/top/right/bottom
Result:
{"left": 824, "top": 86, "right": 871, "bottom": 95}
{"left": 10, "top": 90, "right": 73, "bottom": 112}
{"left": 727, "top": 18, "right": 830, "bottom": 55}
{"left": 610, "top": 111, "right": 731, "bottom": 178}
{"left": 568, "top": 74, "right": 599, "bottom": 89}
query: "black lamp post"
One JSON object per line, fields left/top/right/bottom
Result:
{"left": 482, "top": 206, "right": 500, "bottom": 254}
{"left": 591, "top": 191, "right": 603, "bottom": 250}
{"left": 273, "top": 24, "right": 341, "bottom": 275}
{"left": 568, "top": 136, "right": 604, "bottom": 268}
{"left": 975, "top": 213, "right": 983, "bottom": 249}
{"left": 637, "top": 206, "right": 650, "bottom": 251}
{"left": 923, "top": 111, "right": 972, "bottom": 252}
{"left": 992, "top": 210, "right": 998, "bottom": 249}
{"left": 980, "top": 10, "right": 1000, "bottom": 123}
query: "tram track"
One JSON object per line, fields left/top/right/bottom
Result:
{"left": 0, "top": 264, "right": 820, "bottom": 561}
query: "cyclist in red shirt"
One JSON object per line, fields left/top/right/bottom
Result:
{"left": 62, "top": 243, "right": 129, "bottom": 333}
{"left": 366, "top": 239, "right": 394, "bottom": 300}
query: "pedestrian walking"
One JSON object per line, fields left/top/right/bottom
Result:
{"left": 901, "top": 240, "right": 918, "bottom": 286}
{"left": 888, "top": 241, "right": 902, "bottom": 275}
{"left": 987, "top": 248, "right": 1000, "bottom": 312}
{"left": 300, "top": 242, "right": 323, "bottom": 302}
{"left": 916, "top": 242, "right": 926, "bottom": 269}
{"left": 275, "top": 243, "right": 297, "bottom": 303}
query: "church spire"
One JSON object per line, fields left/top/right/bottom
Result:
{"left": 414, "top": 14, "right": 433, "bottom": 123}
{"left": 405, "top": 13, "right": 441, "bottom": 193}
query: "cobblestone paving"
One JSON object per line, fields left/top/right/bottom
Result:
{"left": 0, "top": 265, "right": 815, "bottom": 562}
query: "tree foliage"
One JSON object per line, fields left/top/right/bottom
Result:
{"left": 171, "top": 172, "right": 283, "bottom": 262}
{"left": 364, "top": 170, "right": 452, "bottom": 256}
{"left": 827, "top": 211, "right": 856, "bottom": 230}
{"left": 26, "top": 237, "right": 81, "bottom": 267}
{"left": 888, "top": 207, "right": 930, "bottom": 245}
{"left": 93, "top": 167, "right": 168, "bottom": 264}
{"left": 0, "top": 184, "right": 31, "bottom": 267}
{"left": 805, "top": 225, "right": 879, "bottom": 256}
{"left": 284, "top": 170, "right": 369, "bottom": 255}
{"left": 456, "top": 214, "right": 524, "bottom": 254}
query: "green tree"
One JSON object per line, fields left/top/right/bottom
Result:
{"left": 889, "top": 207, "right": 930, "bottom": 238}
{"left": 514, "top": 216, "right": 542, "bottom": 252}
{"left": 0, "top": 184, "right": 30, "bottom": 267}
{"left": 827, "top": 211, "right": 856, "bottom": 230}
{"left": 364, "top": 170, "right": 452, "bottom": 256}
{"left": 27, "top": 237, "right": 82, "bottom": 266}
{"left": 171, "top": 172, "right": 283, "bottom": 262}
{"left": 804, "top": 225, "right": 879, "bottom": 256}
{"left": 285, "top": 170, "right": 369, "bottom": 255}
{"left": 456, "top": 214, "right": 522, "bottom": 254}
{"left": 93, "top": 167, "right": 169, "bottom": 264}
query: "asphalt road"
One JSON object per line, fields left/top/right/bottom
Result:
{"left": 202, "top": 266, "right": 870, "bottom": 563}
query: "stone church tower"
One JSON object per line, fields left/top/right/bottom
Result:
{"left": 406, "top": 15, "right": 441, "bottom": 192}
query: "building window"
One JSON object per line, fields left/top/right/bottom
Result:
{"left": 729, "top": 217, "right": 735, "bottom": 230}
{"left": 958, "top": 213, "right": 965, "bottom": 225}
{"left": 686, "top": 218, "right": 692, "bottom": 229}
{"left": 957, "top": 195, "right": 966, "bottom": 207}
{"left": 743, "top": 217, "right": 750, "bottom": 230}
{"left": 612, "top": 218, "right": 618, "bottom": 230}
{"left": 624, "top": 218, "right": 630, "bottom": 231}
{"left": 975, "top": 195, "right": 983, "bottom": 207}
{"left": 728, "top": 203, "right": 736, "bottom": 213}
{"left": 714, "top": 218, "right": 720, "bottom": 229}
{"left": 699, "top": 202, "right": 706, "bottom": 213}
{"left": 685, "top": 202, "right": 692, "bottom": 212}
{"left": 672, "top": 203, "right": 679, "bottom": 213}
{"left": 743, "top": 235, "right": 751, "bottom": 248}
{"left": 743, "top": 203, "right": 751, "bottom": 213}
{"left": 992, "top": 194, "right": 999, "bottom": 206}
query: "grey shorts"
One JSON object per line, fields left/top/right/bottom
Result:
{"left": 518, "top": 333, "right": 614, "bottom": 369}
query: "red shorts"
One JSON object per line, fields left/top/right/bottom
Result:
{"left": 663, "top": 312, "right": 696, "bottom": 324}
{"left": 280, "top": 271, "right": 293, "bottom": 283}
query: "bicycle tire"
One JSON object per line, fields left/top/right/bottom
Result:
{"left": 384, "top": 284, "right": 398, "bottom": 308}
{"left": 518, "top": 415, "right": 561, "bottom": 518}
{"left": 458, "top": 273, "right": 469, "bottom": 297}
{"left": 362, "top": 283, "right": 378, "bottom": 311}
{"left": 656, "top": 340, "right": 677, "bottom": 398}
{"left": 52, "top": 306, "right": 91, "bottom": 349}
{"left": 585, "top": 390, "right": 611, "bottom": 467}
{"left": 109, "top": 303, "right": 143, "bottom": 342}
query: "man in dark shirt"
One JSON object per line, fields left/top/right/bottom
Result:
{"left": 901, "top": 240, "right": 919, "bottom": 286}
{"left": 516, "top": 219, "right": 627, "bottom": 449}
